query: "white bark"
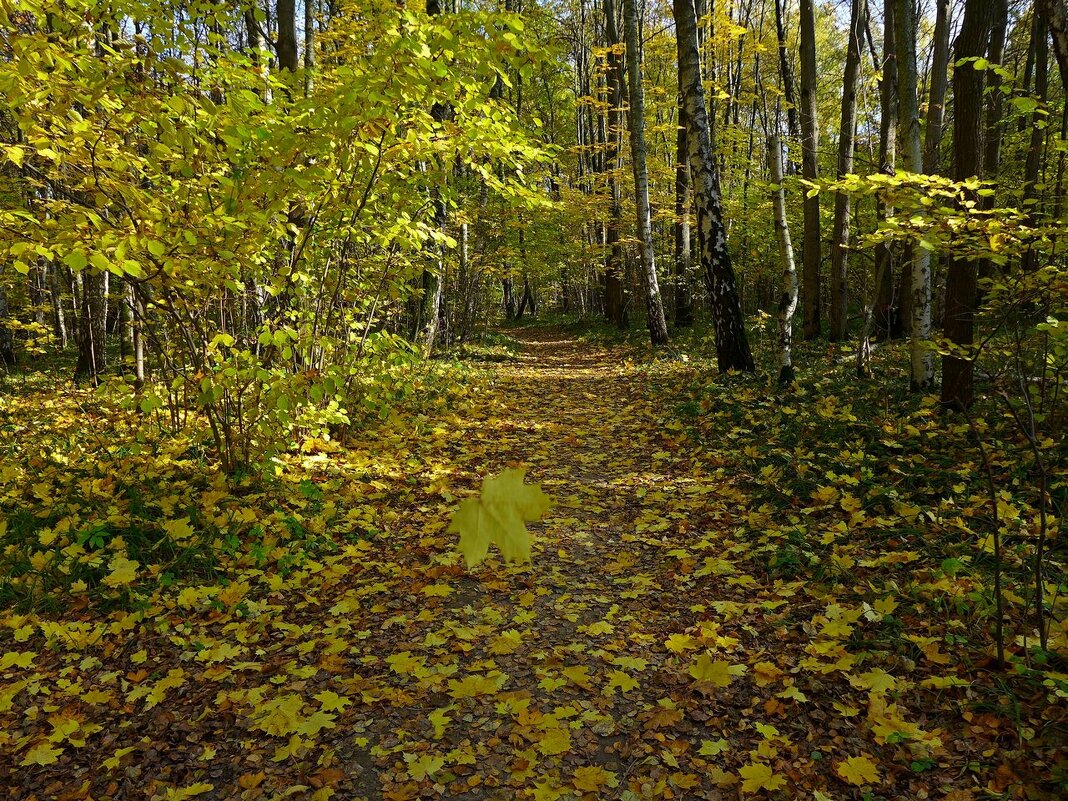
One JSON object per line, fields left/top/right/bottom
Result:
{"left": 768, "top": 133, "right": 798, "bottom": 384}
{"left": 896, "top": 0, "right": 932, "bottom": 389}
{"left": 622, "top": 0, "right": 670, "bottom": 346}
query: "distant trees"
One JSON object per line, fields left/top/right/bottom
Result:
{"left": 1, "top": 0, "right": 1065, "bottom": 407}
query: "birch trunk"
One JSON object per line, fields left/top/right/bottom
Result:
{"left": 675, "top": 102, "right": 694, "bottom": 327}
{"left": 769, "top": 133, "right": 798, "bottom": 384}
{"left": 674, "top": 0, "right": 755, "bottom": 371}
{"left": 623, "top": 0, "right": 670, "bottom": 347}
{"left": 896, "top": 0, "right": 932, "bottom": 389}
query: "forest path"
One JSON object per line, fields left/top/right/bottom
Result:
{"left": 6, "top": 326, "right": 1021, "bottom": 801}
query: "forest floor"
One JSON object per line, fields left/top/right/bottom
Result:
{"left": 0, "top": 325, "right": 1065, "bottom": 800}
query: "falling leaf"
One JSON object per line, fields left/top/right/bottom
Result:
{"left": 428, "top": 704, "right": 455, "bottom": 739}
{"left": 254, "top": 694, "right": 306, "bottom": 737}
{"left": 450, "top": 468, "right": 551, "bottom": 567}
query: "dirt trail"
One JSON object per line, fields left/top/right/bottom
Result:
{"left": 4, "top": 326, "right": 1025, "bottom": 801}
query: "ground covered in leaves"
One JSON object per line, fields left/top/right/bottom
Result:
{"left": 1, "top": 327, "right": 1065, "bottom": 800}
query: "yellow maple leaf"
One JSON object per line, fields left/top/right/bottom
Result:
{"left": 530, "top": 779, "right": 564, "bottom": 801}
{"left": 254, "top": 694, "right": 305, "bottom": 736}
{"left": 163, "top": 783, "right": 214, "bottom": 801}
{"left": 0, "top": 651, "right": 35, "bottom": 670}
{"left": 21, "top": 742, "right": 62, "bottom": 766}
{"left": 489, "top": 630, "right": 523, "bottom": 655}
{"left": 449, "top": 468, "right": 551, "bottom": 568}
{"left": 428, "top": 704, "right": 455, "bottom": 739}
{"left": 752, "top": 661, "right": 784, "bottom": 686}
{"left": 688, "top": 653, "right": 733, "bottom": 687}
{"left": 163, "top": 517, "right": 195, "bottom": 542}
{"left": 146, "top": 668, "right": 186, "bottom": 710}
{"left": 447, "top": 673, "right": 501, "bottom": 698}
{"left": 422, "top": 583, "right": 453, "bottom": 598}
{"left": 837, "top": 754, "right": 880, "bottom": 786}
{"left": 665, "top": 633, "right": 699, "bottom": 653}
{"left": 385, "top": 651, "right": 425, "bottom": 675}
{"left": 738, "top": 761, "right": 786, "bottom": 793}
{"left": 314, "top": 691, "right": 350, "bottom": 712}
{"left": 562, "top": 665, "right": 592, "bottom": 687}
{"left": 102, "top": 555, "right": 139, "bottom": 589}
{"left": 406, "top": 753, "right": 445, "bottom": 781}
{"left": 102, "top": 745, "right": 136, "bottom": 770}
{"left": 537, "top": 726, "right": 572, "bottom": 756}
{"left": 604, "top": 669, "right": 638, "bottom": 693}
{"left": 698, "top": 738, "right": 729, "bottom": 756}
{"left": 572, "top": 765, "right": 617, "bottom": 792}
{"left": 297, "top": 710, "right": 336, "bottom": 737}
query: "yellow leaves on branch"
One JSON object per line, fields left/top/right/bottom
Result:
{"left": 450, "top": 468, "right": 551, "bottom": 568}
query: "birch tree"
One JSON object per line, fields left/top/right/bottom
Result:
{"left": 673, "top": 0, "right": 755, "bottom": 371}
{"left": 768, "top": 132, "right": 798, "bottom": 384}
{"left": 623, "top": 0, "right": 670, "bottom": 346}
{"left": 895, "top": 0, "right": 932, "bottom": 389}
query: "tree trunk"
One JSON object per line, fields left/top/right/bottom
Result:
{"left": 873, "top": 0, "right": 899, "bottom": 339}
{"left": 674, "top": 0, "right": 755, "bottom": 371}
{"left": 896, "top": 0, "right": 933, "bottom": 390}
{"left": 942, "top": 0, "right": 996, "bottom": 410}
{"left": 604, "top": 0, "right": 628, "bottom": 328}
{"left": 304, "top": 0, "right": 315, "bottom": 95}
{"left": 799, "top": 0, "right": 821, "bottom": 338}
{"left": 48, "top": 263, "right": 68, "bottom": 348}
{"left": 774, "top": 0, "right": 800, "bottom": 145}
{"left": 829, "top": 0, "right": 866, "bottom": 342}
{"left": 923, "top": 0, "right": 952, "bottom": 175}
{"left": 623, "top": 0, "right": 670, "bottom": 347}
{"left": 769, "top": 133, "right": 798, "bottom": 384}
{"left": 675, "top": 101, "right": 695, "bottom": 327}
{"left": 276, "top": 0, "right": 299, "bottom": 74}
{"left": 1021, "top": 10, "right": 1049, "bottom": 274}
{"left": 1036, "top": 0, "right": 1068, "bottom": 91}
{"left": 74, "top": 272, "right": 106, "bottom": 383}
{"left": 0, "top": 286, "right": 16, "bottom": 369}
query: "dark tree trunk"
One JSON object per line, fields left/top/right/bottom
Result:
{"left": 603, "top": 0, "right": 628, "bottom": 329}
{"left": 942, "top": 0, "right": 996, "bottom": 410}
{"left": 799, "top": 0, "right": 822, "bottom": 339}
{"left": 829, "top": 0, "right": 867, "bottom": 342}
{"left": 1021, "top": 10, "right": 1049, "bottom": 274}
